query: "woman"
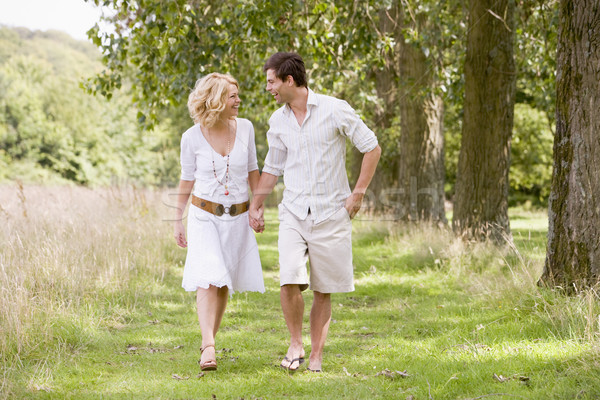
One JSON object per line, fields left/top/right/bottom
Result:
{"left": 173, "top": 73, "right": 264, "bottom": 372}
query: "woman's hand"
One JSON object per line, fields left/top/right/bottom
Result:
{"left": 249, "top": 203, "right": 265, "bottom": 233}
{"left": 174, "top": 220, "right": 187, "bottom": 248}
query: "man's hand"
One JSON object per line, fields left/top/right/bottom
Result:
{"left": 249, "top": 202, "right": 265, "bottom": 233}
{"left": 344, "top": 192, "right": 364, "bottom": 219}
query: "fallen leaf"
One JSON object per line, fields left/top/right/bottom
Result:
{"left": 375, "top": 369, "right": 410, "bottom": 378}
{"left": 197, "top": 372, "right": 205, "bottom": 378}
{"left": 172, "top": 374, "right": 189, "bottom": 380}
{"left": 147, "top": 347, "right": 164, "bottom": 354}
{"left": 126, "top": 345, "right": 138, "bottom": 352}
{"left": 493, "top": 373, "right": 510, "bottom": 383}
{"left": 174, "top": 345, "right": 184, "bottom": 350}
{"left": 217, "top": 348, "right": 233, "bottom": 353}
{"left": 518, "top": 375, "right": 530, "bottom": 381}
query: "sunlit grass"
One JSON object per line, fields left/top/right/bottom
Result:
{"left": 1, "top": 185, "right": 599, "bottom": 399}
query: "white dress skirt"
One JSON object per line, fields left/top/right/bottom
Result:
{"left": 179, "top": 118, "right": 265, "bottom": 294}
{"left": 182, "top": 205, "right": 264, "bottom": 294}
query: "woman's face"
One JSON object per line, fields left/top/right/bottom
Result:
{"left": 221, "top": 84, "right": 240, "bottom": 120}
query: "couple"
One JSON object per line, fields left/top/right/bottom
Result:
{"left": 173, "top": 52, "right": 381, "bottom": 373}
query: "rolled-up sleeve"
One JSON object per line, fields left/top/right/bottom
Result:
{"left": 247, "top": 122, "right": 259, "bottom": 172}
{"left": 262, "top": 128, "right": 287, "bottom": 176}
{"left": 180, "top": 132, "right": 196, "bottom": 181}
{"left": 336, "top": 100, "right": 378, "bottom": 153}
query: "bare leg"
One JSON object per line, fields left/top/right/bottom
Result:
{"left": 213, "top": 286, "right": 229, "bottom": 334}
{"left": 308, "top": 291, "right": 331, "bottom": 371}
{"left": 196, "top": 285, "right": 228, "bottom": 367}
{"left": 280, "top": 284, "right": 305, "bottom": 370}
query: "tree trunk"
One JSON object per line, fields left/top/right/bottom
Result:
{"left": 353, "top": 5, "right": 401, "bottom": 213}
{"left": 452, "top": 0, "right": 516, "bottom": 242}
{"left": 397, "top": 38, "right": 447, "bottom": 224}
{"left": 539, "top": 0, "right": 600, "bottom": 290}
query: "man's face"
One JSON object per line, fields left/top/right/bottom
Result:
{"left": 265, "top": 69, "right": 287, "bottom": 104}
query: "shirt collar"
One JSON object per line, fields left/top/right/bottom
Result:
{"left": 284, "top": 88, "right": 318, "bottom": 115}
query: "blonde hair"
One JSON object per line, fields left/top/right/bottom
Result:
{"left": 187, "top": 73, "right": 238, "bottom": 127}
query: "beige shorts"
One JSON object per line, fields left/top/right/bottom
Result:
{"left": 278, "top": 205, "right": 354, "bottom": 293}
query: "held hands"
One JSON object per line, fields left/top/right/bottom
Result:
{"left": 249, "top": 202, "right": 265, "bottom": 233}
{"left": 344, "top": 192, "right": 364, "bottom": 219}
{"left": 174, "top": 220, "right": 187, "bottom": 248}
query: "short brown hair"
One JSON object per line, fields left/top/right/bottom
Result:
{"left": 263, "top": 52, "right": 307, "bottom": 88}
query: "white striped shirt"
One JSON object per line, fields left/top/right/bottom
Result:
{"left": 262, "top": 89, "right": 378, "bottom": 223}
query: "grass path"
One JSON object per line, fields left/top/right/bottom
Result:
{"left": 3, "top": 193, "right": 600, "bottom": 399}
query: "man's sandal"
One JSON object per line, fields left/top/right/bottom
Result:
{"left": 280, "top": 356, "right": 305, "bottom": 371}
{"left": 199, "top": 344, "right": 217, "bottom": 371}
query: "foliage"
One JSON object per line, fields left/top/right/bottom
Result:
{"left": 515, "top": 0, "right": 558, "bottom": 128}
{"left": 0, "top": 27, "right": 180, "bottom": 186}
{"left": 2, "top": 185, "right": 600, "bottom": 399}
{"left": 510, "top": 103, "right": 554, "bottom": 201}
{"left": 1, "top": 1, "right": 558, "bottom": 197}
{"left": 85, "top": 0, "right": 381, "bottom": 127}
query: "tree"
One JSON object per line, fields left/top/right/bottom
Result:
{"left": 396, "top": 2, "right": 447, "bottom": 223}
{"left": 86, "top": 0, "right": 378, "bottom": 128}
{"left": 452, "top": 0, "right": 516, "bottom": 241}
{"left": 539, "top": 0, "right": 600, "bottom": 290}
{"left": 361, "top": 1, "right": 463, "bottom": 221}
{"left": 0, "top": 27, "right": 176, "bottom": 185}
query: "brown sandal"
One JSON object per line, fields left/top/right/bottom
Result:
{"left": 199, "top": 344, "right": 217, "bottom": 371}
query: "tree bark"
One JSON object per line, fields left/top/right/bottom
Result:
{"left": 352, "top": 5, "right": 400, "bottom": 213}
{"left": 397, "top": 38, "right": 447, "bottom": 224}
{"left": 368, "top": 5, "right": 401, "bottom": 214}
{"left": 369, "top": 3, "right": 446, "bottom": 224}
{"left": 539, "top": 0, "right": 600, "bottom": 290}
{"left": 452, "top": 0, "right": 516, "bottom": 242}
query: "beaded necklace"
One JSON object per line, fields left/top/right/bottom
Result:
{"left": 208, "top": 121, "right": 233, "bottom": 196}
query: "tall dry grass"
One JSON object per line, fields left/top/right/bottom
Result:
{"left": 0, "top": 183, "right": 177, "bottom": 391}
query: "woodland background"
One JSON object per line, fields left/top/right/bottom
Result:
{"left": 0, "top": 1, "right": 555, "bottom": 203}
{"left": 2, "top": 1, "right": 600, "bottom": 398}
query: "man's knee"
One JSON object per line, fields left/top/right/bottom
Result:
{"left": 313, "top": 291, "right": 331, "bottom": 302}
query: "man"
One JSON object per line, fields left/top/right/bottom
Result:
{"left": 249, "top": 52, "right": 381, "bottom": 372}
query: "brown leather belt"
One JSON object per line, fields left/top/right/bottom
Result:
{"left": 192, "top": 195, "right": 249, "bottom": 217}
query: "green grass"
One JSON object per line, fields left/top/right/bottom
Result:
{"left": 1, "top": 187, "right": 599, "bottom": 399}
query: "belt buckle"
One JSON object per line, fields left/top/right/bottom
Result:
{"left": 215, "top": 203, "right": 237, "bottom": 216}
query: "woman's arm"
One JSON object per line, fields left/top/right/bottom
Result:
{"left": 173, "top": 179, "right": 195, "bottom": 248}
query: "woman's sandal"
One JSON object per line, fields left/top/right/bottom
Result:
{"left": 199, "top": 344, "right": 217, "bottom": 371}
